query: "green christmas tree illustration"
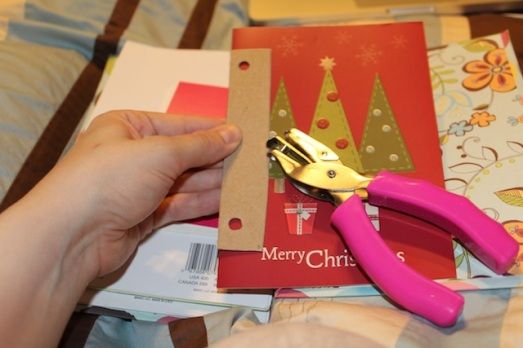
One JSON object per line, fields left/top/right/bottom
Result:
{"left": 358, "top": 74, "right": 414, "bottom": 174}
{"left": 269, "top": 77, "right": 297, "bottom": 193}
{"left": 309, "top": 57, "right": 363, "bottom": 172}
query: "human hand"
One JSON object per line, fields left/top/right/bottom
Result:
{"left": 0, "top": 110, "right": 241, "bottom": 347}
{"left": 34, "top": 110, "right": 241, "bottom": 279}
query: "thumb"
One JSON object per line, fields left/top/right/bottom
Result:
{"left": 150, "top": 124, "right": 242, "bottom": 177}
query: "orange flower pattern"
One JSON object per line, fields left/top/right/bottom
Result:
{"left": 469, "top": 111, "right": 496, "bottom": 127}
{"left": 462, "top": 48, "right": 516, "bottom": 92}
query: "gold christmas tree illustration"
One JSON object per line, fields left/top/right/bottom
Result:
{"left": 358, "top": 74, "right": 414, "bottom": 173}
{"left": 309, "top": 57, "right": 363, "bottom": 172}
{"left": 269, "top": 77, "right": 297, "bottom": 193}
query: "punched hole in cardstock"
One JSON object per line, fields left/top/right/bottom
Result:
{"left": 238, "top": 61, "right": 250, "bottom": 70}
{"left": 228, "top": 218, "right": 243, "bottom": 230}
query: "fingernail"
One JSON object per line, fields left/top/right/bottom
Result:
{"left": 219, "top": 124, "right": 241, "bottom": 144}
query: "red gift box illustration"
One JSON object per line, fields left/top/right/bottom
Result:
{"left": 284, "top": 202, "right": 318, "bottom": 235}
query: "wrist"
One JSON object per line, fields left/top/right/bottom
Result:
{"left": 17, "top": 170, "right": 101, "bottom": 284}
{"left": 0, "top": 177, "right": 98, "bottom": 346}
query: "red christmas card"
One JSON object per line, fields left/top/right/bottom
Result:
{"left": 218, "top": 22, "right": 457, "bottom": 289}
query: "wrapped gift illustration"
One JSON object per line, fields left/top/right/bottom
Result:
{"left": 284, "top": 202, "right": 317, "bottom": 235}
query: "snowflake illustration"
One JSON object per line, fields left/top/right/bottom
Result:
{"left": 277, "top": 35, "right": 303, "bottom": 57}
{"left": 335, "top": 31, "right": 352, "bottom": 45}
{"left": 391, "top": 35, "right": 407, "bottom": 49}
{"left": 356, "top": 44, "right": 382, "bottom": 65}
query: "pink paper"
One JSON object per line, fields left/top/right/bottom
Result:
{"left": 167, "top": 81, "right": 228, "bottom": 117}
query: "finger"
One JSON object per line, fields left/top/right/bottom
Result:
{"left": 82, "top": 110, "right": 225, "bottom": 142}
{"left": 145, "top": 111, "right": 225, "bottom": 136}
{"left": 195, "top": 161, "right": 224, "bottom": 170}
{"left": 146, "top": 124, "right": 241, "bottom": 178}
{"left": 153, "top": 189, "right": 221, "bottom": 228}
{"left": 170, "top": 168, "right": 223, "bottom": 194}
{"left": 78, "top": 113, "right": 138, "bottom": 145}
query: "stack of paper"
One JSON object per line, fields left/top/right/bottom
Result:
{"left": 213, "top": 24, "right": 522, "bottom": 298}
{"left": 79, "top": 28, "right": 522, "bottom": 320}
{"left": 218, "top": 22, "right": 457, "bottom": 290}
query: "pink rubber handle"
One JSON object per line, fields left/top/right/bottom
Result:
{"left": 368, "top": 171, "right": 519, "bottom": 274}
{"left": 332, "top": 195, "right": 464, "bottom": 327}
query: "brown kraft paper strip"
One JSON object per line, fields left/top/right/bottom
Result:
{"left": 218, "top": 49, "right": 271, "bottom": 251}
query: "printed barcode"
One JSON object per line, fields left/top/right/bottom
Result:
{"left": 184, "top": 242, "right": 218, "bottom": 274}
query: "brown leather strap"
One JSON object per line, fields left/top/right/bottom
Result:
{"left": 168, "top": 316, "right": 208, "bottom": 348}
{"left": 58, "top": 312, "right": 99, "bottom": 348}
{"left": 178, "top": 0, "right": 219, "bottom": 49}
{"left": 0, "top": 0, "right": 140, "bottom": 212}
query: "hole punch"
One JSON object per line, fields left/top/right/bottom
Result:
{"left": 228, "top": 218, "right": 243, "bottom": 230}
{"left": 238, "top": 61, "right": 250, "bottom": 70}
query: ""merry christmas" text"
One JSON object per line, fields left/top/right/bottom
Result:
{"left": 261, "top": 246, "right": 405, "bottom": 268}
